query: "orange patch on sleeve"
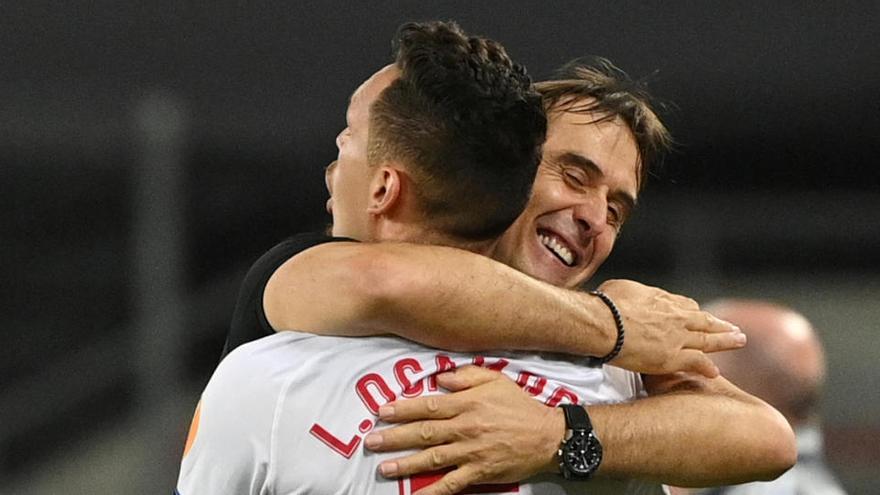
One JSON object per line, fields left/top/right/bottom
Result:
{"left": 183, "top": 401, "right": 202, "bottom": 458}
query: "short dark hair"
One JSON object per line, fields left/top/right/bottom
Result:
{"left": 369, "top": 21, "right": 546, "bottom": 240}
{"left": 536, "top": 57, "right": 672, "bottom": 190}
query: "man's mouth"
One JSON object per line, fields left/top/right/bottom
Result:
{"left": 537, "top": 229, "right": 576, "bottom": 267}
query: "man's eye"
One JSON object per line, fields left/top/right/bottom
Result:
{"left": 563, "top": 169, "right": 586, "bottom": 186}
{"left": 608, "top": 206, "right": 622, "bottom": 227}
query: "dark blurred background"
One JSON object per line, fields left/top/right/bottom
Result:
{"left": 2, "top": 1, "right": 878, "bottom": 493}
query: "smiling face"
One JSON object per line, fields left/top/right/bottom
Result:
{"left": 494, "top": 105, "right": 640, "bottom": 289}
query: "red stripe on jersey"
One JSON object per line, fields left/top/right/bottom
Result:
{"left": 405, "top": 469, "right": 519, "bottom": 494}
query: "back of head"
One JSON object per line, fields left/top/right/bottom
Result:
{"left": 535, "top": 57, "right": 672, "bottom": 191}
{"left": 706, "top": 299, "right": 827, "bottom": 425}
{"left": 369, "top": 21, "right": 547, "bottom": 241}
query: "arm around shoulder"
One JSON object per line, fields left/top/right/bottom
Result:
{"left": 264, "top": 241, "right": 614, "bottom": 355}
{"left": 263, "top": 241, "right": 395, "bottom": 335}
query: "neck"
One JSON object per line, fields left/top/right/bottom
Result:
{"left": 373, "top": 222, "right": 498, "bottom": 256}
{"left": 419, "top": 231, "right": 499, "bottom": 256}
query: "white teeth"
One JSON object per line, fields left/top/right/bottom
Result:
{"left": 539, "top": 233, "right": 575, "bottom": 266}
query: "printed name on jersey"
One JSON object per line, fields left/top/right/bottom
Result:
{"left": 309, "top": 353, "right": 581, "bottom": 460}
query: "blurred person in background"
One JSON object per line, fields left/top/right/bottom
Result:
{"left": 673, "top": 299, "right": 847, "bottom": 495}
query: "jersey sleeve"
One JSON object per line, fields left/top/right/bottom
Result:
{"left": 222, "top": 232, "right": 355, "bottom": 358}
{"left": 175, "top": 344, "right": 284, "bottom": 495}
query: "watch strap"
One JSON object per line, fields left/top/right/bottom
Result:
{"left": 561, "top": 403, "right": 592, "bottom": 433}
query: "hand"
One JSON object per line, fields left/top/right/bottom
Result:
{"left": 364, "top": 366, "right": 564, "bottom": 495}
{"left": 597, "top": 279, "right": 746, "bottom": 378}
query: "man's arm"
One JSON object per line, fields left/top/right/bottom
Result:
{"left": 593, "top": 372, "right": 796, "bottom": 486}
{"left": 264, "top": 242, "right": 743, "bottom": 377}
{"left": 363, "top": 366, "right": 796, "bottom": 495}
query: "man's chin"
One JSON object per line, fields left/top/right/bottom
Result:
{"left": 527, "top": 259, "right": 584, "bottom": 289}
{"left": 545, "top": 265, "right": 594, "bottom": 289}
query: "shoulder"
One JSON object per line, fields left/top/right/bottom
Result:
{"left": 215, "top": 332, "right": 315, "bottom": 388}
{"left": 236, "top": 232, "right": 354, "bottom": 309}
{"left": 203, "top": 334, "right": 318, "bottom": 429}
{"left": 224, "top": 233, "right": 357, "bottom": 356}
{"left": 178, "top": 334, "right": 317, "bottom": 493}
{"left": 251, "top": 232, "right": 357, "bottom": 278}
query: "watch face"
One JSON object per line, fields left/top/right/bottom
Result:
{"left": 562, "top": 431, "right": 602, "bottom": 477}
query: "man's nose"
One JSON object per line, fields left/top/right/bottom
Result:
{"left": 571, "top": 192, "right": 609, "bottom": 239}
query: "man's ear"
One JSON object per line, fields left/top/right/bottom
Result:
{"left": 367, "top": 166, "right": 403, "bottom": 216}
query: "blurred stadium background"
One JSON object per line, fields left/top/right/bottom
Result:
{"left": 2, "top": 1, "right": 878, "bottom": 493}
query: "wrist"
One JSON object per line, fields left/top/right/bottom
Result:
{"left": 580, "top": 292, "right": 617, "bottom": 357}
{"left": 589, "top": 290, "right": 625, "bottom": 364}
{"left": 539, "top": 406, "right": 567, "bottom": 474}
{"left": 583, "top": 405, "right": 610, "bottom": 476}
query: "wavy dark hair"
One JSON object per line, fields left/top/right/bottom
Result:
{"left": 369, "top": 21, "right": 546, "bottom": 240}
{"left": 536, "top": 57, "right": 672, "bottom": 191}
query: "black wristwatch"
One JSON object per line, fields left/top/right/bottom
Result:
{"left": 557, "top": 404, "right": 603, "bottom": 480}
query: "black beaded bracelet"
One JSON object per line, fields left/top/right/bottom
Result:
{"left": 589, "top": 289, "right": 625, "bottom": 364}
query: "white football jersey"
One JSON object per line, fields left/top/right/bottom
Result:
{"left": 176, "top": 332, "right": 666, "bottom": 495}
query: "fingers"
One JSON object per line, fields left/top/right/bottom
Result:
{"left": 380, "top": 367, "right": 503, "bottom": 423}
{"left": 437, "top": 365, "right": 504, "bottom": 392}
{"left": 686, "top": 311, "right": 740, "bottom": 334}
{"left": 685, "top": 330, "right": 747, "bottom": 353}
{"left": 412, "top": 466, "right": 480, "bottom": 495}
{"left": 379, "top": 456, "right": 489, "bottom": 495}
{"left": 377, "top": 444, "right": 463, "bottom": 480}
{"left": 380, "top": 393, "right": 463, "bottom": 423}
{"left": 366, "top": 420, "right": 455, "bottom": 452}
{"left": 678, "top": 349, "right": 720, "bottom": 378}
{"left": 667, "top": 293, "right": 700, "bottom": 311}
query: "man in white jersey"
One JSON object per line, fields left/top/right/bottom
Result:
{"left": 187, "top": 332, "right": 663, "bottom": 494}
{"left": 178, "top": 23, "right": 795, "bottom": 494}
